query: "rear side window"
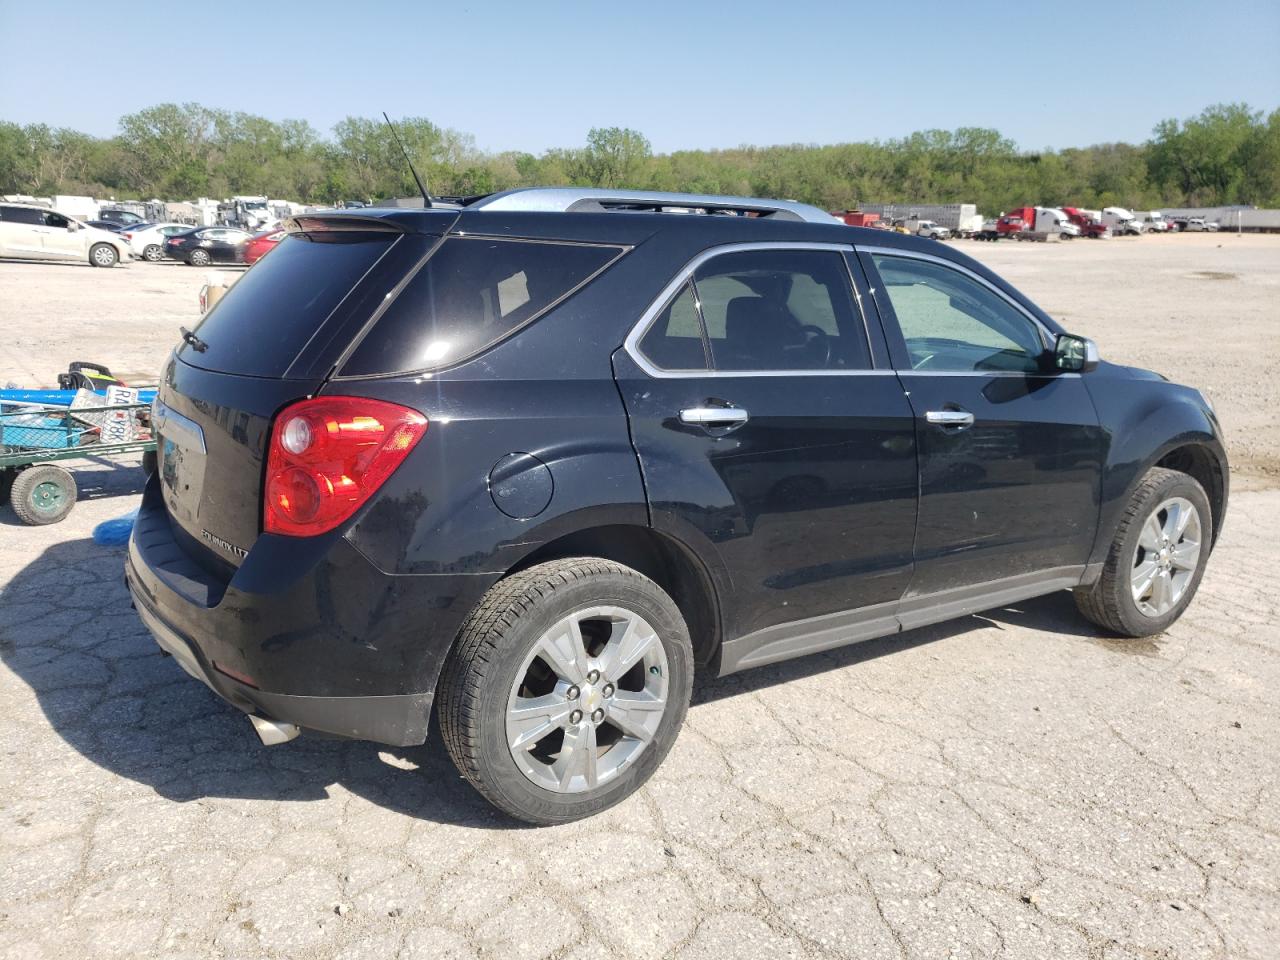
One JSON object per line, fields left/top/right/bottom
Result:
{"left": 1, "top": 206, "right": 45, "bottom": 225}
{"left": 694, "top": 249, "right": 868, "bottom": 372}
{"left": 183, "top": 231, "right": 397, "bottom": 378}
{"left": 340, "top": 237, "right": 623, "bottom": 376}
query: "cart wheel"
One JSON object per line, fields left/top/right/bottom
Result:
{"left": 10, "top": 466, "right": 78, "bottom": 525}
{"left": 0, "top": 468, "right": 15, "bottom": 506}
{"left": 141, "top": 449, "right": 158, "bottom": 477}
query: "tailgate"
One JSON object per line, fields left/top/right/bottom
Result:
{"left": 155, "top": 358, "right": 322, "bottom": 571}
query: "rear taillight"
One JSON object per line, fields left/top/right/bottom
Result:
{"left": 263, "top": 396, "right": 427, "bottom": 537}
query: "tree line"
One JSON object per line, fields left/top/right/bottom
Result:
{"left": 1, "top": 102, "right": 1277, "bottom": 214}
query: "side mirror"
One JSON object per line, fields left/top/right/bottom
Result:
{"left": 1054, "top": 333, "right": 1099, "bottom": 373}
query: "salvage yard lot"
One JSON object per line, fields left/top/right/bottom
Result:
{"left": 0, "top": 235, "right": 1277, "bottom": 959}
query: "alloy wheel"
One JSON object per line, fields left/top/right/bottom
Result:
{"left": 1131, "top": 496, "right": 1201, "bottom": 617}
{"left": 505, "top": 606, "right": 669, "bottom": 794}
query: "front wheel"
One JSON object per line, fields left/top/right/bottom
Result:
{"left": 437, "top": 558, "right": 693, "bottom": 824}
{"left": 89, "top": 243, "right": 118, "bottom": 268}
{"left": 1074, "top": 467, "right": 1212, "bottom": 637}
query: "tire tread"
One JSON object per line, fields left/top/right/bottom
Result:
{"left": 1074, "top": 466, "right": 1207, "bottom": 636}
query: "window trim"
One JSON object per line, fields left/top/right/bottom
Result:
{"left": 625, "top": 241, "right": 888, "bottom": 379}
{"left": 858, "top": 245, "right": 1056, "bottom": 360}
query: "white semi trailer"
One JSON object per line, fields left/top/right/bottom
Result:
{"left": 859, "top": 203, "right": 983, "bottom": 236}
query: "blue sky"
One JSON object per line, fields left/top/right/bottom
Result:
{"left": 2, "top": 0, "right": 1277, "bottom": 153}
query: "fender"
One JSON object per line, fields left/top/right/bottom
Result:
{"left": 1083, "top": 365, "right": 1228, "bottom": 576}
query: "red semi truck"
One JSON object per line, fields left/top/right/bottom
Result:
{"left": 1061, "top": 207, "right": 1111, "bottom": 238}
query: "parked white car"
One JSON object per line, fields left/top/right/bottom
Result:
{"left": 0, "top": 202, "right": 132, "bottom": 267}
{"left": 122, "top": 222, "right": 196, "bottom": 262}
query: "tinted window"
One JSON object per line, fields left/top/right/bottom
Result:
{"left": 637, "top": 283, "right": 708, "bottom": 371}
{"left": 1, "top": 206, "right": 45, "bottom": 225}
{"left": 341, "top": 237, "right": 622, "bottom": 375}
{"left": 183, "top": 231, "right": 397, "bottom": 377}
{"left": 42, "top": 212, "right": 70, "bottom": 228}
{"left": 871, "top": 254, "right": 1046, "bottom": 373}
{"left": 693, "top": 249, "right": 868, "bottom": 371}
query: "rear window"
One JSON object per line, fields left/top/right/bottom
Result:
{"left": 339, "top": 237, "right": 623, "bottom": 376}
{"left": 182, "top": 230, "right": 397, "bottom": 377}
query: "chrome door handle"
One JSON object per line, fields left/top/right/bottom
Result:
{"left": 925, "top": 410, "right": 975, "bottom": 428}
{"left": 679, "top": 406, "right": 749, "bottom": 426}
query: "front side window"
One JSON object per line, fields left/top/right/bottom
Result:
{"left": 870, "top": 254, "right": 1046, "bottom": 373}
{"left": 693, "top": 249, "right": 868, "bottom": 372}
{"left": 42, "top": 212, "right": 70, "bottom": 228}
{"left": 341, "top": 237, "right": 623, "bottom": 375}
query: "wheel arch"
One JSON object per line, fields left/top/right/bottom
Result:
{"left": 506, "top": 524, "right": 724, "bottom": 674}
{"left": 1089, "top": 426, "right": 1229, "bottom": 575}
{"left": 1154, "top": 441, "right": 1227, "bottom": 547}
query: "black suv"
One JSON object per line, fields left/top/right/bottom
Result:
{"left": 126, "top": 187, "right": 1228, "bottom": 823}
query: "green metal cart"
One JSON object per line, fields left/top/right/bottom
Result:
{"left": 0, "top": 400, "right": 157, "bottom": 525}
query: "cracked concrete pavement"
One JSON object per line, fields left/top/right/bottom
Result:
{"left": 1, "top": 242, "right": 1278, "bottom": 958}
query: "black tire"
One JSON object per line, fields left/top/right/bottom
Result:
{"left": 143, "top": 244, "right": 163, "bottom": 262}
{"left": 1074, "top": 467, "right": 1212, "bottom": 637}
{"left": 189, "top": 249, "right": 211, "bottom": 267}
{"left": 141, "top": 449, "right": 158, "bottom": 477}
{"left": 89, "top": 243, "right": 118, "bottom": 268}
{"left": 10, "top": 465, "right": 78, "bottom": 525}
{"left": 437, "top": 558, "right": 694, "bottom": 824}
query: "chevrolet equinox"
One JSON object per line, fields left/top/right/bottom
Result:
{"left": 126, "top": 187, "right": 1228, "bottom": 823}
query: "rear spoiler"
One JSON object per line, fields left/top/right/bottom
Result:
{"left": 284, "top": 215, "right": 409, "bottom": 236}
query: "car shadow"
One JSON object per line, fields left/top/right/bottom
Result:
{"left": 0, "top": 534, "right": 1110, "bottom": 827}
{"left": 692, "top": 590, "right": 1095, "bottom": 705}
{"left": 0, "top": 536, "right": 517, "bottom": 828}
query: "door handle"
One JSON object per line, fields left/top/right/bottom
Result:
{"left": 925, "top": 409, "right": 975, "bottom": 428}
{"left": 679, "top": 406, "right": 749, "bottom": 427}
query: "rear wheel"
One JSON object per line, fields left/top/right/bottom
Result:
{"left": 89, "top": 243, "right": 117, "bottom": 268}
{"left": 10, "top": 465, "right": 77, "bottom": 525}
{"left": 438, "top": 558, "right": 693, "bottom": 824}
{"left": 143, "top": 244, "right": 163, "bottom": 262}
{"left": 189, "top": 249, "right": 211, "bottom": 267}
{"left": 1075, "top": 467, "right": 1211, "bottom": 637}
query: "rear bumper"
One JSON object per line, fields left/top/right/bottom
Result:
{"left": 125, "top": 474, "right": 494, "bottom": 746}
{"left": 130, "top": 583, "right": 432, "bottom": 745}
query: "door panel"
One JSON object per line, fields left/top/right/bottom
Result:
{"left": 615, "top": 244, "right": 918, "bottom": 653}
{"left": 860, "top": 249, "right": 1106, "bottom": 596}
{"left": 898, "top": 372, "right": 1104, "bottom": 593}
{"left": 39, "top": 213, "right": 82, "bottom": 259}
{"left": 615, "top": 353, "right": 918, "bottom": 642}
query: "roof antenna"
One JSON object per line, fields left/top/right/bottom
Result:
{"left": 382, "top": 111, "right": 433, "bottom": 208}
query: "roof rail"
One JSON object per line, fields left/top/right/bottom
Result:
{"left": 468, "top": 187, "right": 840, "bottom": 224}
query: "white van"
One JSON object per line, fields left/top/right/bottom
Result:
{"left": 0, "top": 202, "right": 132, "bottom": 267}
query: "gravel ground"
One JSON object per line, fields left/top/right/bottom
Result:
{"left": 0, "top": 238, "right": 1277, "bottom": 959}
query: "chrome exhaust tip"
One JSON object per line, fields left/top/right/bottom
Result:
{"left": 249, "top": 714, "right": 300, "bottom": 746}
